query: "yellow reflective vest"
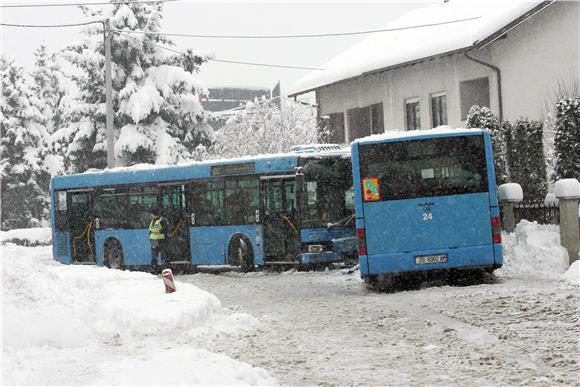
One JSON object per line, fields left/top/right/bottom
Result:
{"left": 149, "top": 218, "right": 166, "bottom": 240}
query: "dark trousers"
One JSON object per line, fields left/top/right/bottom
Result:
{"left": 150, "top": 239, "right": 167, "bottom": 269}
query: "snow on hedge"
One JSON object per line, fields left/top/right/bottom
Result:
{"left": 498, "top": 220, "right": 569, "bottom": 280}
{"left": 2, "top": 245, "right": 276, "bottom": 385}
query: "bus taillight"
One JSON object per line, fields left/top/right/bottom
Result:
{"left": 357, "top": 228, "right": 367, "bottom": 256}
{"left": 491, "top": 216, "right": 501, "bottom": 244}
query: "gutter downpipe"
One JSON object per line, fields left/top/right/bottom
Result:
{"left": 464, "top": 50, "right": 503, "bottom": 124}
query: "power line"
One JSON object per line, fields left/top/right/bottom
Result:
{"left": 0, "top": 21, "right": 103, "bottom": 28}
{"left": 113, "top": 16, "right": 481, "bottom": 39}
{"left": 115, "top": 32, "right": 325, "bottom": 71}
{"left": 1, "top": 0, "right": 181, "bottom": 8}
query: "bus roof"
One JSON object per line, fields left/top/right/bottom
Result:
{"left": 353, "top": 127, "right": 486, "bottom": 146}
{"left": 51, "top": 148, "right": 351, "bottom": 191}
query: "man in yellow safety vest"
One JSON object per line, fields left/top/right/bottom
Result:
{"left": 149, "top": 208, "right": 169, "bottom": 273}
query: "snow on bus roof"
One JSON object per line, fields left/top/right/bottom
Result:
{"left": 69, "top": 147, "right": 350, "bottom": 178}
{"left": 288, "top": 0, "right": 546, "bottom": 96}
{"left": 353, "top": 127, "right": 485, "bottom": 145}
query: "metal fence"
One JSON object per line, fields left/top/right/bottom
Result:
{"left": 512, "top": 201, "right": 560, "bottom": 225}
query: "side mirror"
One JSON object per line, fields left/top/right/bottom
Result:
{"left": 190, "top": 212, "right": 196, "bottom": 226}
{"left": 255, "top": 209, "right": 260, "bottom": 223}
{"left": 94, "top": 217, "right": 100, "bottom": 229}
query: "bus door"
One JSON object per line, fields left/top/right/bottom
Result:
{"left": 68, "top": 190, "right": 95, "bottom": 263}
{"left": 261, "top": 176, "right": 300, "bottom": 261}
{"left": 160, "top": 183, "right": 191, "bottom": 264}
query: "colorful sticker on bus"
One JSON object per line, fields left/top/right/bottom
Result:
{"left": 362, "top": 177, "right": 380, "bottom": 202}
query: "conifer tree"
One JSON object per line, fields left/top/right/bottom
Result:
{"left": 508, "top": 118, "right": 548, "bottom": 200}
{"left": 466, "top": 105, "right": 507, "bottom": 184}
{"left": 0, "top": 57, "right": 50, "bottom": 229}
{"left": 55, "top": 1, "right": 211, "bottom": 172}
{"left": 554, "top": 96, "right": 580, "bottom": 180}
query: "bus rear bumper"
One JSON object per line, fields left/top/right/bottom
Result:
{"left": 301, "top": 252, "right": 343, "bottom": 264}
{"left": 361, "top": 245, "right": 498, "bottom": 277}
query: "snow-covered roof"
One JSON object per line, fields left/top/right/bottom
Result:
{"left": 288, "top": 0, "right": 550, "bottom": 96}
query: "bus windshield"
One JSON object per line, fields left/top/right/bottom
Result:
{"left": 301, "top": 157, "right": 354, "bottom": 228}
{"left": 359, "top": 136, "right": 488, "bottom": 201}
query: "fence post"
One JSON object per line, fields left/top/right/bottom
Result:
{"left": 498, "top": 183, "right": 523, "bottom": 233}
{"left": 555, "top": 179, "right": 580, "bottom": 265}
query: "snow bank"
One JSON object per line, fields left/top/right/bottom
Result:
{"left": 0, "top": 227, "right": 52, "bottom": 246}
{"left": 563, "top": 260, "right": 580, "bottom": 286}
{"left": 2, "top": 245, "right": 276, "bottom": 385}
{"left": 498, "top": 220, "right": 569, "bottom": 280}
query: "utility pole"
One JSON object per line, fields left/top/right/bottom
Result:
{"left": 104, "top": 18, "right": 115, "bottom": 169}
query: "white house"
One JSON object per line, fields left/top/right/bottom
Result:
{"left": 288, "top": 0, "right": 579, "bottom": 143}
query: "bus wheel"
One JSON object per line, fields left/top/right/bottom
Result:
{"left": 228, "top": 235, "right": 254, "bottom": 273}
{"left": 104, "top": 239, "right": 124, "bottom": 270}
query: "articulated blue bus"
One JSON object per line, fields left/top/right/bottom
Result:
{"left": 351, "top": 129, "right": 503, "bottom": 286}
{"left": 50, "top": 148, "right": 355, "bottom": 271}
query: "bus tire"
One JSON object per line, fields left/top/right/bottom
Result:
{"left": 104, "top": 239, "right": 124, "bottom": 270}
{"left": 228, "top": 234, "right": 254, "bottom": 273}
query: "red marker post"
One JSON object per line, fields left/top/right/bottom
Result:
{"left": 162, "top": 268, "right": 176, "bottom": 294}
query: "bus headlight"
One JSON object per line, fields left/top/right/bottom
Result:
{"left": 308, "top": 245, "right": 324, "bottom": 253}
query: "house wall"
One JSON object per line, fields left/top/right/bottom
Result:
{"left": 490, "top": 1, "right": 579, "bottom": 121}
{"left": 316, "top": 1, "right": 579, "bottom": 141}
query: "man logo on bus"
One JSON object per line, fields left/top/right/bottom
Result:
{"left": 363, "top": 178, "right": 380, "bottom": 202}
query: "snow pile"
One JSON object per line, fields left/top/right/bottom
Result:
{"left": 563, "top": 260, "right": 580, "bottom": 286}
{"left": 2, "top": 245, "right": 276, "bottom": 385}
{"left": 0, "top": 227, "right": 52, "bottom": 246}
{"left": 498, "top": 220, "right": 569, "bottom": 280}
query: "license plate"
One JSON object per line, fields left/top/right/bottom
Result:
{"left": 415, "top": 254, "right": 448, "bottom": 265}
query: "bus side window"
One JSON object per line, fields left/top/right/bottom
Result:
{"left": 55, "top": 191, "right": 68, "bottom": 230}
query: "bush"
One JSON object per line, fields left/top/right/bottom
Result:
{"left": 507, "top": 118, "right": 548, "bottom": 200}
{"left": 554, "top": 96, "right": 580, "bottom": 180}
{"left": 466, "top": 105, "right": 507, "bottom": 184}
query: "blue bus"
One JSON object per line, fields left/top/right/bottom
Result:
{"left": 50, "top": 148, "right": 355, "bottom": 272}
{"left": 351, "top": 129, "right": 503, "bottom": 286}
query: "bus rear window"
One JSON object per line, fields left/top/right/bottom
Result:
{"left": 359, "top": 136, "right": 488, "bottom": 201}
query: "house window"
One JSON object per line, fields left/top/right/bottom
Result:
{"left": 460, "top": 77, "right": 490, "bottom": 120}
{"left": 348, "top": 103, "right": 383, "bottom": 141}
{"left": 405, "top": 97, "right": 421, "bottom": 130}
{"left": 370, "top": 103, "right": 384, "bottom": 135}
{"left": 327, "top": 112, "right": 345, "bottom": 144}
{"left": 431, "top": 92, "right": 447, "bottom": 127}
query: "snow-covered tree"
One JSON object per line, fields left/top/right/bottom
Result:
{"left": 507, "top": 118, "right": 547, "bottom": 200}
{"left": 553, "top": 96, "right": 580, "bottom": 180}
{"left": 211, "top": 98, "right": 321, "bottom": 158}
{"left": 54, "top": 1, "right": 211, "bottom": 172}
{"left": 466, "top": 105, "right": 507, "bottom": 184}
{"left": 0, "top": 57, "right": 50, "bottom": 229}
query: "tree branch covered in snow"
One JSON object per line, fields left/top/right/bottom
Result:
{"left": 52, "top": 0, "right": 212, "bottom": 172}
{"left": 210, "top": 98, "right": 322, "bottom": 158}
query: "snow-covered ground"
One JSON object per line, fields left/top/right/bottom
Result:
{"left": 1, "top": 244, "right": 276, "bottom": 386}
{"left": 2, "top": 221, "right": 578, "bottom": 385}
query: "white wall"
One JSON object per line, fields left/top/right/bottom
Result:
{"left": 316, "top": 1, "right": 579, "bottom": 141}
{"left": 490, "top": 1, "right": 580, "bottom": 121}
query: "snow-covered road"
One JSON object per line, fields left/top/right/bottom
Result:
{"left": 183, "top": 269, "right": 579, "bottom": 386}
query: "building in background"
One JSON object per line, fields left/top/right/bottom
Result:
{"left": 202, "top": 86, "right": 275, "bottom": 130}
{"left": 288, "top": 0, "right": 579, "bottom": 143}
